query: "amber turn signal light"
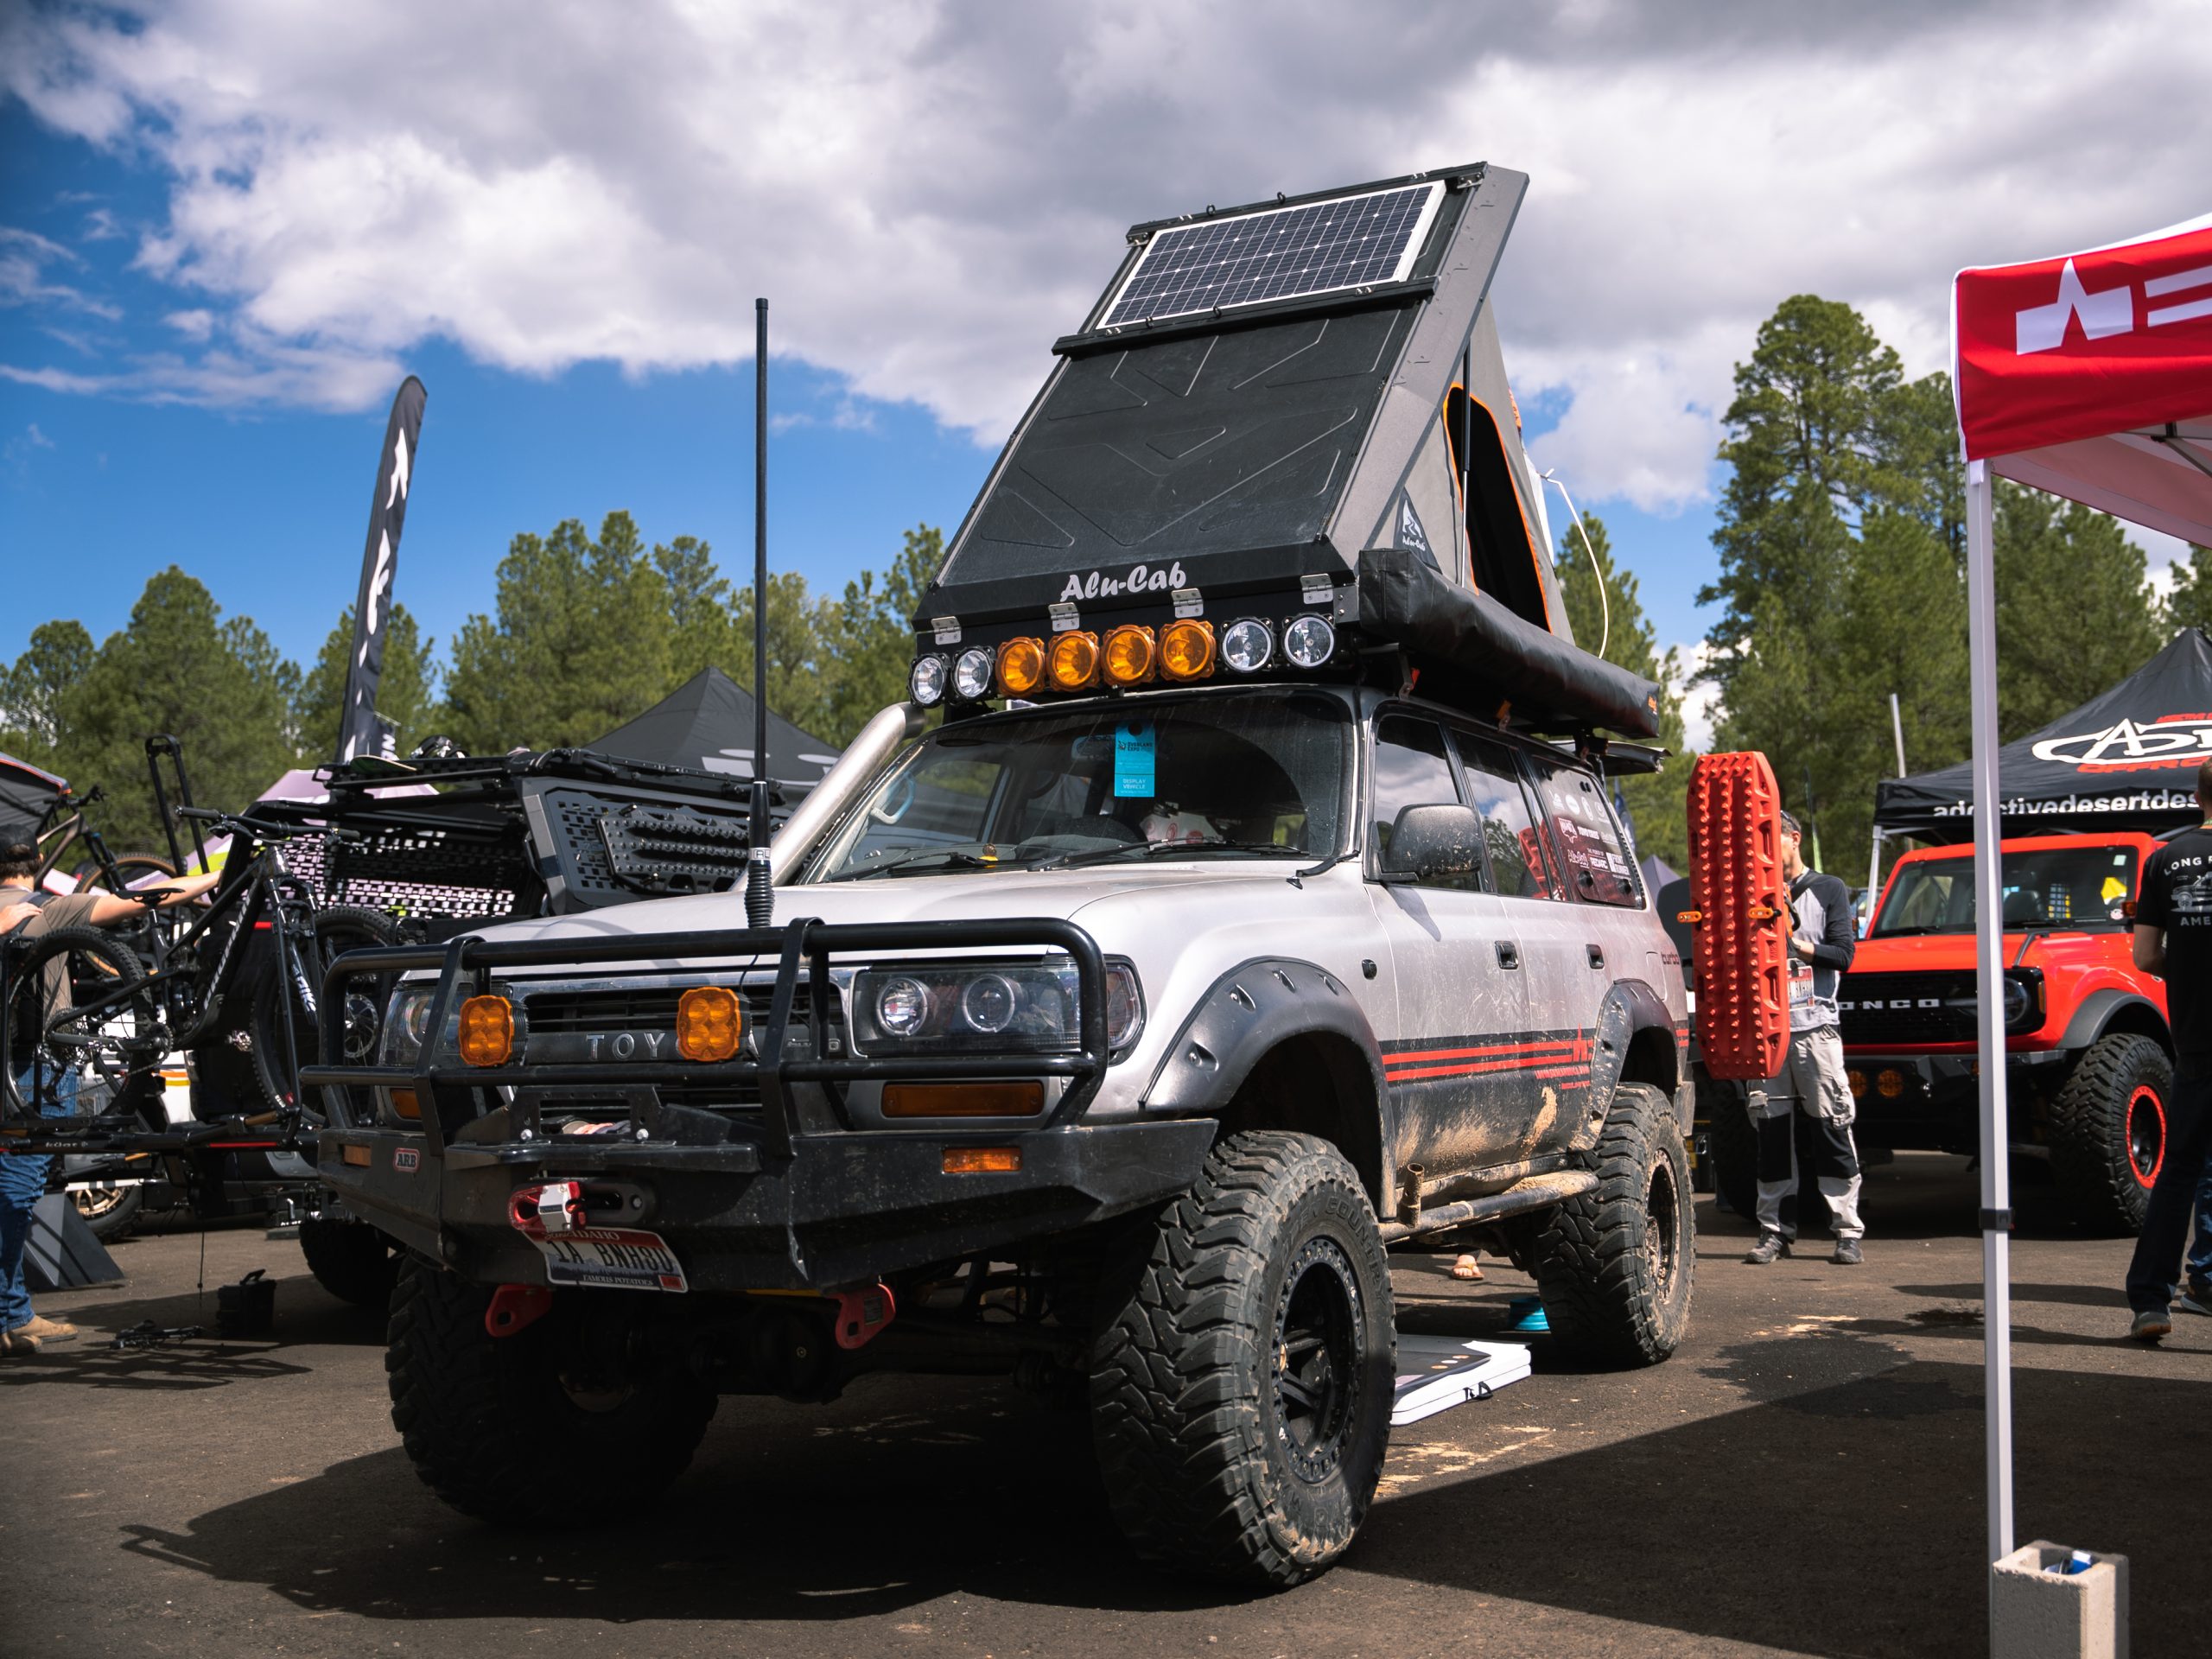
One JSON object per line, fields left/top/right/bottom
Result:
{"left": 390, "top": 1087, "right": 421, "bottom": 1120}
{"left": 995, "top": 636, "right": 1046, "bottom": 696}
{"left": 458, "top": 995, "right": 514, "bottom": 1067}
{"left": 943, "top": 1146, "right": 1023, "bottom": 1174}
{"left": 1049, "top": 630, "right": 1101, "bottom": 690}
{"left": 884, "top": 1082, "right": 1045, "bottom": 1118}
{"left": 341, "top": 1141, "right": 372, "bottom": 1167}
{"left": 1159, "top": 619, "right": 1215, "bottom": 682}
{"left": 676, "top": 985, "right": 744, "bottom": 1062}
{"left": 1103, "top": 624, "right": 1156, "bottom": 685}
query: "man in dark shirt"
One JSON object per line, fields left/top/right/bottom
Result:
{"left": 1745, "top": 810, "right": 1866, "bottom": 1265}
{"left": 2125, "top": 760, "right": 2212, "bottom": 1342}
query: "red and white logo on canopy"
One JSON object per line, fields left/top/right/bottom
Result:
{"left": 1955, "top": 219, "right": 2212, "bottom": 461}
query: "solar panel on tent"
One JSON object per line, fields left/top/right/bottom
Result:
{"left": 1101, "top": 180, "right": 1444, "bottom": 327}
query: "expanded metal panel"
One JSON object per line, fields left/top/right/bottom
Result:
{"left": 283, "top": 829, "right": 524, "bottom": 922}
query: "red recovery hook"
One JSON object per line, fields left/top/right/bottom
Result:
{"left": 831, "top": 1282, "right": 897, "bottom": 1350}
{"left": 486, "top": 1283, "right": 555, "bottom": 1338}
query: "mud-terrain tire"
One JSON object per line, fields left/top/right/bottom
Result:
{"left": 1090, "top": 1130, "right": 1395, "bottom": 1589}
{"left": 300, "top": 1215, "right": 401, "bottom": 1308}
{"left": 386, "top": 1258, "right": 715, "bottom": 1523}
{"left": 1526, "top": 1083, "right": 1694, "bottom": 1367}
{"left": 1701, "top": 1079, "right": 1834, "bottom": 1237}
{"left": 2048, "top": 1033, "right": 2171, "bottom": 1236}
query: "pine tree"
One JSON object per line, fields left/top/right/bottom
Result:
{"left": 2162, "top": 542, "right": 2212, "bottom": 638}
{"left": 1554, "top": 512, "right": 1691, "bottom": 868}
{"left": 1993, "top": 484, "right": 2161, "bottom": 738}
{"left": 295, "top": 602, "right": 442, "bottom": 759}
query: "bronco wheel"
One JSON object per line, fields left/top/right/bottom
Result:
{"left": 1090, "top": 1130, "right": 1394, "bottom": 1589}
{"left": 1524, "top": 1083, "right": 1695, "bottom": 1367}
{"left": 386, "top": 1258, "right": 715, "bottom": 1524}
{"left": 299, "top": 1215, "right": 401, "bottom": 1308}
{"left": 2049, "top": 1033, "right": 2171, "bottom": 1236}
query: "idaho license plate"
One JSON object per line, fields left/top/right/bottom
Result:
{"left": 530, "top": 1226, "right": 689, "bottom": 1293}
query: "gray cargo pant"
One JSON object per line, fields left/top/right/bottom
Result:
{"left": 1748, "top": 1025, "right": 1865, "bottom": 1242}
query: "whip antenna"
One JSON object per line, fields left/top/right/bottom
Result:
{"left": 746, "top": 297, "right": 774, "bottom": 927}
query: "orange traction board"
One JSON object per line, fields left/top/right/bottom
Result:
{"left": 1685, "top": 752, "right": 1789, "bottom": 1081}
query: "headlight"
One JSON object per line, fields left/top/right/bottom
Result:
{"left": 1283, "top": 613, "right": 1337, "bottom": 668}
{"left": 380, "top": 984, "right": 439, "bottom": 1067}
{"left": 952, "top": 647, "right": 995, "bottom": 701}
{"left": 2002, "top": 973, "right": 2040, "bottom": 1030}
{"left": 1221, "top": 618, "right": 1273, "bottom": 673}
{"left": 852, "top": 960, "right": 1144, "bottom": 1056}
{"left": 909, "top": 654, "right": 948, "bottom": 706}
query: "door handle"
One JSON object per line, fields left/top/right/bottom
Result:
{"left": 1586, "top": 944, "right": 1605, "bottom": 970}
{"left": 1496, "top": 940, "right": 1520, "bottom": 969}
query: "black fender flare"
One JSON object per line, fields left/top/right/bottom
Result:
{"left": 1142, "top": 957, "right": 1395, "bottom": 1179}
{"left": 1583, "top": 978, "right": 1681, "bottom": 1136}
{"left": 2059, "top": 988, "right": 2171, "bottom": 1056}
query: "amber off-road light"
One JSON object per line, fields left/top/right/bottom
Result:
{"left": 995, "top": 636, "right": 1046, "bottom": 696}
{"left": 458, "top": 995, "right": 514, "bottom": 1067}
{"left": 1847, "top": 1070, "right": 1867, "bottom": 1100}
{"left": 1160, "top": 619, "right": 1216, "bottom": 682}
{"left": 1049, "top": 630, "right": 1101, "bottom": 690}
{"left": 1877, "top": 1068, "right": 1905, "bottom": 1098}
{"left": 676, "top": 986, "right": 744, "bottom": 1062}
{"left": 943, "top": 1146, "right": 1023, "bottom": 1173}
{"left": 1103, "top": 624, "right": 1156, "bottom": 686}
{"left": 884, "top": 1082, "right": 1045, "bottom": 1118}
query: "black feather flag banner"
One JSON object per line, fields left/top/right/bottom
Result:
{"left": 336, "top": 376, "right": 427, "bottom": 762}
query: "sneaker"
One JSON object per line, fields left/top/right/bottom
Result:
{"left": 1744, "top": 1233, "right": 1792, "bottom": 1265}
{"left": 7, "top": 1316, "right": 78, "bottom": 1344}
{"left": 2177, "top": 1279, "right": 2212, "bottom": 1318}
{"left": 1831, "top": 1238, "right": 1865, "bottom": 1266}
{"left": 2132, "top": 1307, "right": 2172, "bottom": 1344}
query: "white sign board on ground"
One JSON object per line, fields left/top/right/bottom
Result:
{"left": 1391, "top": 1335, "right": 1532, "bottom": 1427}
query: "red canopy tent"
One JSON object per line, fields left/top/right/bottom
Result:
{"left": 1953, "top": 212, "right": 2212, "bottom": 1626}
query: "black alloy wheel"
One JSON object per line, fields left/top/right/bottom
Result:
{"left": 1273, "top": 1235, "right": 1363, "bottom": 1484}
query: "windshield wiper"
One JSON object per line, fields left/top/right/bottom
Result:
{"left": 824, "top": 848, "right": 993, "bottom": 882}
{"left": 1037, "top": 838, "right": 1294, "bottom": 871}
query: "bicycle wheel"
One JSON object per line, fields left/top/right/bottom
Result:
{"left": 3, "top": 925, "right": 157, "bottom": 1129}
{"left": 250, "top": 907, "right": 404, "bottom": 1114}
{"left": 73, "top": 854, "right": 180, "bottom": 894}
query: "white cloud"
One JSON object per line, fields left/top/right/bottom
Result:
{"left": 163, "top": 308, "right": 214, "bottom": 340}
{"left": 1, "top": 0, "right": 2208, "bottom": 512}
{"left": 1674, "top": 640, "right": 1722, "bottom": 752}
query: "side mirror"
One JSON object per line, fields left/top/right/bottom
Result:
{"left": 1381, "top": 804, "right": 1484, "bottom": 883}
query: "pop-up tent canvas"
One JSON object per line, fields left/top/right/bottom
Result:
{"left": 1953, "top": 211, "right": 2212, "bottom": 1629}
{"left": 589, "top": 667, "right": 841, "bottom": 788}
{"left": 0, "top": 753, "right": 67, "bottom": 846}
{"left": 1876, "top": 627, "right": 2212, "bottom": 841}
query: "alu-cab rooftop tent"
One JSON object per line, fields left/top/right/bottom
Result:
{"left": 1875, "top": 626, "right": 2212, "bottom": 841}
{"left": 919, "top": 164, "right": 1662, "bottom": 738}
{"left": 590, "top": 667, "right": 842, "bottom": 789}
{"left": 1953, "top": 211, "right": 2212, "bottom": 1634}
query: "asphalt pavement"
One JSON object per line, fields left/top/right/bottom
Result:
{"left": 4, "top": 1153, "right": 2206, "bottom": 1659}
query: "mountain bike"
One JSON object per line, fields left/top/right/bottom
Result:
{"left": 3, "top": 808, "right": 402, "bottom": 1136}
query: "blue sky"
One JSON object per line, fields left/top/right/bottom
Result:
{"left": 0, "top": 98, "right": 1720, "bottom": 683}
{"left": 5, "top": 1, "right": 2200, "bottom": 755}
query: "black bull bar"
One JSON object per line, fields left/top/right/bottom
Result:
{"left": 296, "top": 916, "right": 1112, "bottom": 1160}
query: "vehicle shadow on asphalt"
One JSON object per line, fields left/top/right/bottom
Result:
{"left": 0, "top": 1272, "right": 384, "bottom": 1393}
{"left": 114, "top": 1379, "right": 1231, "bottom": 1623}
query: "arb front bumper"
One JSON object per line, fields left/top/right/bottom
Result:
{"left": 300, "top": 917, "right": 1216, "bottom": 1292}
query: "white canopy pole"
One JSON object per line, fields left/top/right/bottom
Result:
{"left": 1963, "top": 458, "right": 2015, "bottom": 1639}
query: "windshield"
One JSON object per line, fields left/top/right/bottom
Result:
{"left": 804, "top": 690, "right": 1351, "bottom": 883}
{"left": 1872, "top": 844, "right": 2139, "bottom": 936}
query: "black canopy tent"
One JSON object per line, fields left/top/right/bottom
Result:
{"left": 0, "top": 752, "right": 67, "bottom": 846}
{"left": 1874, "top": 627, "right": 2212, "bottom": 842}
{"left": 589, "top": 667, "right": 842, "bottom": 791}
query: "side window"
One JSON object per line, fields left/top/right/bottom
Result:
{"left": 1454, "top": 733, "right": 1554, "bottom": 900}
{"left": 1370, "top": 715, "right": 1467, "bottom": 887}
{"left": 1528, "top": 759, "right": 1642, "bottom": 907}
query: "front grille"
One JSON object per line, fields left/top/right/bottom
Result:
{"left": 516, "top": 980, "right": 841, "bottom": 1124}
{"left": 1837, "top": 970, "right": 1979, "bottom": 1046}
